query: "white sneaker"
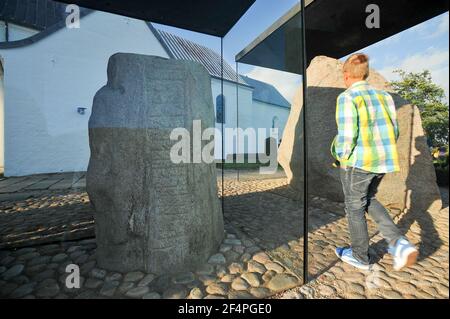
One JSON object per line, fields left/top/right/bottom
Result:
{"left": 389, "top": 238, "right": 418, "bottom": 271}
{"left": 335, "top": 247, "right": 372, "bottom": 270}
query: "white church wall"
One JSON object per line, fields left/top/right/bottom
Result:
{"left": 210, "top": 81, "right": 291, "bottom": 161}
{"left": 1, "top": 11, "right": 290, "bottom": 175}
{"left": 211, "top": 77, "right": 254, "bottom": 160}
{"left": 0, "top": 11, "right": 169, "bottom": 176}
{"left": 250, "top": 100, "right": 290, "bottom": 147}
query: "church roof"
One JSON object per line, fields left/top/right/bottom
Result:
{"left": 0, "top": 3, "right": 290, "bottom": 109}
{"left": 153, "top": 27, "right": 290, "bottom": 108}
{"left": 241, "top": 75, "right": 290, "bottom": 109}
{"left": 54, "top": 0, "right": 255, "bottom": 38}
{"left": 154, "top": 27, "right": 247, "bottom": 85}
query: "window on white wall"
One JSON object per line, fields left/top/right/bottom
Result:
{"left": 272, "top": 116, "right": 279, "bottom": 129}
{"left": 216, "top": 94, "right": 225, "bottom": 124}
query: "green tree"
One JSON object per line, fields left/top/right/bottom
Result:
{"left": 390, "top": 70, "right": 449, "bottom": 147}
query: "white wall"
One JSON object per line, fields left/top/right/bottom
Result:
{"left": 211, "top": 78, "right": 254, "bottom": 160}
{"left": 0, "top": 12, "right": 169, "bottom": 176}
{"left": 210, "top": 77, "right": 290, "bottom": 160}
{"left": 250, "top": 100, "right": 290, "bottom": 147}
{"left": 0, "top": 12, "right": 290, "bottom": 175}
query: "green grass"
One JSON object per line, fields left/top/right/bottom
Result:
{"left": 216, "top": 154, "right": 282, "bottom": 170}
{"left": 217, "top": 162, "right": 268, "bottom": 170}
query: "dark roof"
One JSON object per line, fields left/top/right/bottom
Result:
{"left": 53, "top": 0, "right": 255, "bottom": 37}
{"left": 154, "top": 27, "right": 291, "bottom": 108}
{"left": 0, "top": 0, "right": 67, "bottom": 30}
{"left": 236, "top": 0, "right": 449, "bottom": 74}
{"left": 241, "top": 75, "right": 290, "bottom": 109}
{"left": 155, "top": 27, "right": 247, "bottom": 84}
{"left": 0, "top": 0, "right": 92, "bottom": 49}
{"left": 0, "top": 4, "right": 289, "bottom": 109}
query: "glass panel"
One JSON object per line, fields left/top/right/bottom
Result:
{"left": 224, "top": 0, "right": 306, "bottom": 290}
{"left": 216, "top": 94, "right": 225, "bottom": 124}
{"left": 3, "top": 0, "right": 444, "bottom": 301}
{"left": 302, "top": 1, "right": 449, "bottom": 295}
{"left": 0, "top": 1, "right": 228, "bottom": 299}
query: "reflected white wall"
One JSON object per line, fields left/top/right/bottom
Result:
{"left": 211, "top": 78, "right": 290, "bottom": 161}
{"left": 0, "top": 12, "right": 169, "bottom": 176}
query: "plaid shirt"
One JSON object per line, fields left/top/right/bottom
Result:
{"left": 331, "top": 81, "right": 400, "bottom": 173}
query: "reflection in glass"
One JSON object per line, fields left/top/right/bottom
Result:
{"left": 226, "top": 0, "right": 306, "bottom": 285}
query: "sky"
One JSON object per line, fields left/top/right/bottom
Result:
{"left": 155, "top": 0, "right": 449, "bottom": 104}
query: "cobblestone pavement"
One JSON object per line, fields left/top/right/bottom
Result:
{"left": 0, "top": 169, "right": 284, "bottom": 196}
{"left": 0, "top": 191, "right": 93, "bottom": 249}
{"left": 0, "top": 174, "right": 448, "bottom": 299}
{"left": 276, "top": 185, "right": 449, "bottom": 299}
{"left": 0, "top": 173, "right": 86, "bottom": 196}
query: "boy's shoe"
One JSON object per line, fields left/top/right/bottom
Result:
{"left": 335, "top": 247, "right": 371, "bottom": 270}
{"left": 388, "top": 238, "right": 418, "bottom": 271}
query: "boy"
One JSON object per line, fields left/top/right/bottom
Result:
{"left": 331, "top": 53, "right": 418, "bottom": 271}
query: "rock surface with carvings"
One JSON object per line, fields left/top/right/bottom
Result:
{"left": 87, "top": 53, "right": 224, "bottom": 275}
{"left": 278, "top": 56, "right": 442, "bottom": 214}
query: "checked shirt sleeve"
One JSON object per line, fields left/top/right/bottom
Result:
{"left": 334, "top": 92, "right": 358, "bottom": 161}
{"left": 385, "top": 93, "right": 400, "bottom": 141}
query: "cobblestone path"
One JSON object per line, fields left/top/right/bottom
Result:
{"left": 0, "top": 175, "right": 448, "bottom": 299}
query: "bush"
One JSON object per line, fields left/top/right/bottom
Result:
{"left": 435, "top": 165, "right": 449, "bottom": 186}
{"left": 433, "top": 147, "right": 449, "bottom": 186}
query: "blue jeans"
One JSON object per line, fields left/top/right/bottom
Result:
{"left": 340, "top": 166, "right": 402, "bottom": 264}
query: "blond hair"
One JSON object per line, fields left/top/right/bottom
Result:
{"left": 343, "top": 53, "right": 369, "bottom": 80}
